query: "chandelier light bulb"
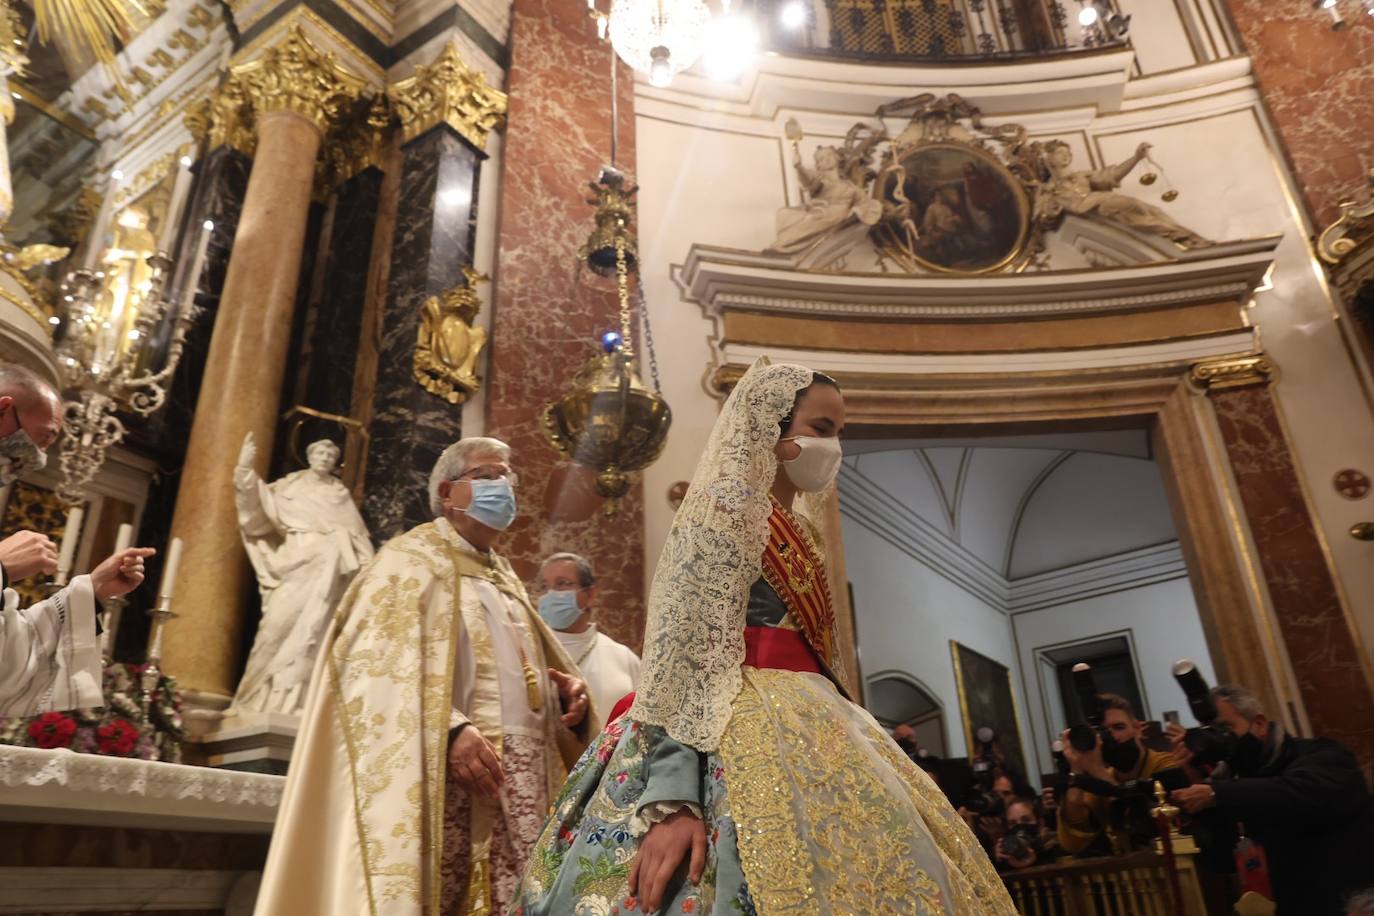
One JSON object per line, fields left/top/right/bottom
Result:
{"left": 180, "top": 155, "right": 193, "bottom": 167}
{"left": 597, "top": 15, "right": 609, "bottom": 38}
{"left": 1078, "top": 4, "right": 1099, "bottom": 25}
{"left": 1320, "top": 0, "right": 1336, "bottom": 7}
{"left": 648, "top": 46, "right": 673, "bottom": 87}
{"left": 203, "top": 219, "right": 215, "bottom": 231}
{"left": 780, "top": 0, "right": 807, "bottom": 29}
{"left": 111, "top": 168, "right": 124, "bottom": 181}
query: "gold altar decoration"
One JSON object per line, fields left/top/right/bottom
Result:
{"left": 545, "top": 166, "right": 672, "bottom": 505}
{"left": 316, "top": 93, "right": 390, "bottom": 194}
{"left": 233, "top": 24, "right": 365, "bottom": 132}
{"left": 186, "top": 24, "right": 365, "bottom": 155}
{"left": 413, "top": 265, "right": 489, "bottom": 405}
{"left": 1189, "top": 354, "right": 1274, "bottom": 391}
{"left": 388, "top": 41, "right": 507, "bottom": 150}
{"left": 1318, "top": 169, "right": 1374, "bottom": 266}
{"left": 32, "top": 0, "right": 159, "bottom": 76}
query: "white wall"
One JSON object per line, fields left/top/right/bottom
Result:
{"left": 1012, "top": 578, "right": 1216, "bottom": 777}
{"left": 843, "top": 512, "right": 1034, "bottom": 763}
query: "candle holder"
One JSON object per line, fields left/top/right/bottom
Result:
{"left": 99, "top": 594, "right": 127, "bottom": 664}
{"left": 50, "top": 219, "right": 213, "bottom": 506}
{"left": 141, "top": 594, "right": 178, "bottom": 730}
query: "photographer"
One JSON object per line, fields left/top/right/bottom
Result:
{"left": 995, "top": 797, "right": 1063, "bottom": 872}
{"left": 1058, "top": 693, "right": 1175, "bottom": 856}
{"left": 1168, "top": 684, "right": 1374, "bottom": 915}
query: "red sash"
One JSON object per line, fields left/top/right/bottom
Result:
{"left": 743, "top": 626, "right": 822, "bottom": 674}
{"left": 759, "top": 504, "right": 837, "bottom": 672}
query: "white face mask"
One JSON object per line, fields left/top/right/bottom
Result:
{"left": 780, "top": 435, "right": 843, "bottom": 492}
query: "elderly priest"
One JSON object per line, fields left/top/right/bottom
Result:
{"left": 0, "top": 364, "right": 155, "bottom": 714}
{"left": 256, "top": 436, "right": 597, "bottom": 916}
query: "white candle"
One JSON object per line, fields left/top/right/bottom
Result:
{"left": 54, "top": 505, "right": 84, "bottom": 586}
{"left": 157, "top": 163, "right": 194, "bottom": 253}
{"left": 158, "top": 536, "right": 183, "bottom": 602}
{"left": 177, "top": 220, "right": 213, "bottom": 310}
{"left": 114, "top": 522, "right": 133, "bottom": 554}
{"left": 82, "top": 176, "right": 119, "bottom": 270}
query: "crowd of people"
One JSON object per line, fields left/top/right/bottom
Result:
{"left": 893, "top": 686, "right": 1374, "bottom": 915}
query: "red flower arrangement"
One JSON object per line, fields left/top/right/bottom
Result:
{"left": 97, "top": 719, "right": 139, "bottom": 756}
{"left": 27, "top": 712, "right": 77, "bottom": 749}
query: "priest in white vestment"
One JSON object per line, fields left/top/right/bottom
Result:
{"left": 537, "top": 551, "right": 640, "bottom": 716}
{"left": 255, "top": 436, "right": 597, "bottom": 916}
{"left": 0, "top": 364, "right": 156, "bottom": 714}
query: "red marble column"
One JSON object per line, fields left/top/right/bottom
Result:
{"left": 1210, "top": 382, "right": 1374, "bottom": 772}
{"left": 486, "top": 0, "right": 647, "bottom": 648}
{"left": 1224, "top": 2, "right": 1374, "bottom": 226}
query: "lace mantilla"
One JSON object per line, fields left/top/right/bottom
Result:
{"left": 630, "top": 358, "right": 815, "bottom": 751}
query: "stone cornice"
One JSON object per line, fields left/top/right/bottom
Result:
{"left": 680, "top": 236, "right": 1280, "bottom": 322}
{"left": 387, "top": 40, "right": 507, "bottom": 151}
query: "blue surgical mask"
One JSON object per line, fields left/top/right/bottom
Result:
{"left": 462, "top": 478, "right": 518, "bottom": 531}
{"left": 538, "top": 589, "right": 583, "bottom": 630}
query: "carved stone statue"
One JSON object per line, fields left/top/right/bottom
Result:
{"left": 229, "top": 434, "right": 374, "bottom": 716}
{"left": 413, "top": 266, "right": 488, "bottom": 404}
{"left": 767, "top": 131, "right": 883, "bottom": 268}
{"left": 1035, "top": 141, "right": 1211, "bottom": 249}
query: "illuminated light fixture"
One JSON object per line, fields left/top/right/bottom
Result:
{"left": 780, "top": 0, "right": 807, "bottom": 29}
{"left": 1078, "top": 4, "right": 1098, "bottom": 25}
{"left": 701, "top": 11, "right": 758, "bottom": 82}
{"left": 110, "top": 168, "right": 123, "bottom": 181}
{"left": 179, "top": 155, "right": 193, "bottom": 167}
{"left": 607, "top": 0, "right": 709, "bottom": 88}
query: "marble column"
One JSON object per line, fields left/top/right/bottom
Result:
{"left": 360, "top": 128, "right": 482, "bottom": 539}
{"left": 486, "top": 0, "right": 648, "bottom": 649}
{"left": 357, "top": 42, "right": 506, "bottom": 539}
{"left": 159, "top": 28, "right": 362, "bottom": 703}
{"left": 1199, "top": 359, "right": 1374, "bottom": 774}
{"left": 117, "top": 145, "right": 253, "bottom": 663}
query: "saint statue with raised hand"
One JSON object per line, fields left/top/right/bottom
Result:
{"left": 230, "top": 433, "right": 374, "bottom": 717}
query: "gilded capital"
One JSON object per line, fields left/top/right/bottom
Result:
{"left": 1191, "top": 354, "right": 1274, "bottom": 391}
{"left": 185, "top": 78, "right": 257, "bottom": 155}
{"left": 232, "top": 24, "right": 365, "bottom": 134}
{"left": 388, "top": 42, "right": 506, "bottom": 151}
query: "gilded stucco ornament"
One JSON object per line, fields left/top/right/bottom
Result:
{"left": 413, "top": 266, "right": 489, "bottom": 404}
{"left": 1190, "top": 354, "right": 1274, "bottom": 391}
{"left": 1317, "top": 169, "right": 1374, "bottom": 266}
{"left": 388, "top": 41, "right": 506, "bottom": 151}
{"left": 232, "top": 24, "right": 366, "bottom": 133}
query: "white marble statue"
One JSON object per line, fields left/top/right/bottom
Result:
{"left": 1035, "top": 141, "right": 1212, "bottom": 249}
{"left": 230, "top": 434, "right": 374, "bottom": 716}
{"left": 767, "top": 143, "right": 883, "bottom": 267}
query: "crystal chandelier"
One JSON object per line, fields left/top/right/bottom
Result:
{"left": 594, "top": 0, "right": 710, "bottom": 87}
{"left": 51, "top": 217, "right": 211, "bottom": 505}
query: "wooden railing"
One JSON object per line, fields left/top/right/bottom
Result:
{"left": 1002, "top": 850, "right": 1213, "bottom": 916}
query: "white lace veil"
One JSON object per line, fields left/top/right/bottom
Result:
{"left": 630, "top": 357, "right": 816, "bottom": 751}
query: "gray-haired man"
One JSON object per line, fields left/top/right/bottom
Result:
{"left": 536, "top": 551, "right": 641, "bottom": 716}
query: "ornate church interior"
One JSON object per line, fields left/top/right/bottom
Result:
{"left": 0, "top": 0, "right": 1372, "bottom": 911}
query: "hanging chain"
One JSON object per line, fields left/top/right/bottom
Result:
{"left": 636, "top": 278, "right": 663, "bottom": 394}
{"left": 614, "top": 234, "right": 635, "bottom": 360}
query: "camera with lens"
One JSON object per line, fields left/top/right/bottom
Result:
{"left": 1001, "top": 823, "right": 1042, "bottom": 862}
{"left": 1172, "top": 659, "right": 1237, "bottom": 766}
{"left": 1064, "top": 662, "right": 1143, "bottom": 772}
{"left": 962, "top": 726, "right": 1006, "bottom": 818}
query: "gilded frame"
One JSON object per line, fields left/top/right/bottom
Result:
{"left": 950, "top": 639, "right": 1028, "bottom": 776}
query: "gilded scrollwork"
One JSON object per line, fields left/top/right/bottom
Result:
{"left": 1190, "top": 354, "right": 1274, "bottom": 391}
{"left": 1318, "top": 169, "right": 1374, "bottom": 266}
{"left": 233, "top": 24, "right": 366, "bottom": 133}
{"left": 413, "top": 266, "right": 489, "bottom": 404}
{"left": 387, "top": 41, "right": 506, "bottom": 151}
